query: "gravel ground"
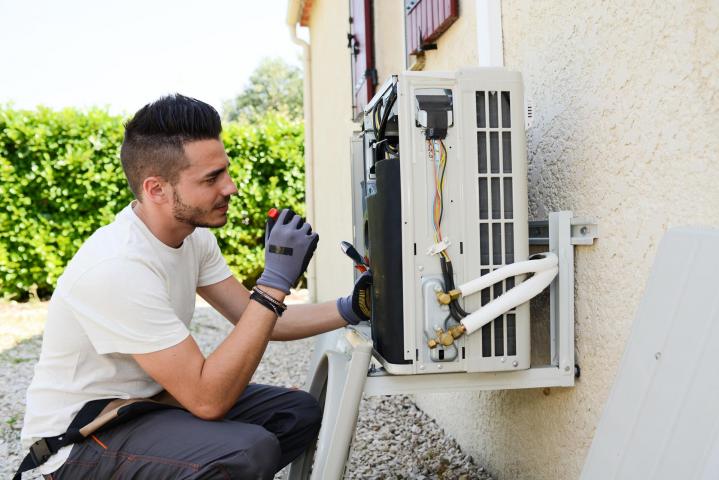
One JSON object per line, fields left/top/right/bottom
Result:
{"left": 1, "top": 299, "right": 490, "bottom": 479}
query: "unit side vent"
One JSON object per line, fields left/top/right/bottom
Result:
{"left": 476, "top": 90, "right": 517, "bottom": 359}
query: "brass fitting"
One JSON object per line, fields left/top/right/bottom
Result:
{"left": 439, "top": 331, "right": 454, "bottom": 346}
{"left": 449, "top": 324, "right": 466, "bottom": 339}
{"left": 428, "top": 324, "right": 465, "bottom": 350}
{"left": 435, "top": 289, "right": 462, "bottom": 305}
{"left": 436, "top": 291, "right": 451, "bottom": 305}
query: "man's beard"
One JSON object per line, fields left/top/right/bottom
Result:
{"left": 172, "top": 190, "right": 230, "bottom": 228}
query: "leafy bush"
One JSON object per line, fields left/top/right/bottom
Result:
{"left": 218, "top": 114, "right": 305, "bottom": 286}
{"left": 0, "top": 107, "right": 129, "bottom": 300}
{"left": 0, "top": 107, "right": 304, "bottom": 300}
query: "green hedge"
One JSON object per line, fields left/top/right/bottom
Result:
{"left": 219, "top": 115, "right": 305, "bottom": 287}
{"left": 0, "top": 107, "right": 304, "bottom": 300}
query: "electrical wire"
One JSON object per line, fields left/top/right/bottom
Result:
{"left": 427, "top": 138, "right": 467, "bottom": 321}
{"left": 440, "top": 256, "right": 468, "bottom": 319}
{"left": 372, "top": 87, "right": 398, "bottom": 160}
{"left": 428, "top": 139, "right": 447, "bottom": 262}
{"left": 377, "top": 88, "right": 396, "bottom": 140}
{"left": 429, "top": 139, "right": 448, "bottom": 261}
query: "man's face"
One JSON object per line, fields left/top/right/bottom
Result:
{"left": 170, "top": 139, "right": 238, "bottom": 228}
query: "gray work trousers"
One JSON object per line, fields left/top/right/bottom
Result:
{"left": 44, "top": 384, "right": 322, "bottom": 479}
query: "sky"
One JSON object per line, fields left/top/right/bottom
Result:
{"left": 0, "top": 0, "right": 304, "bottom": 115}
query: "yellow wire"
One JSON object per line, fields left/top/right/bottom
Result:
{"left": 436, "top": 140, "right": 450, "bottom": 261}
{"left": 428, "top": 139, "right": 451, "bottom": 263}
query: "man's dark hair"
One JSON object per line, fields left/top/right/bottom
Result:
{"left": 121, "top": 94, "right": 223, "bottom": 199}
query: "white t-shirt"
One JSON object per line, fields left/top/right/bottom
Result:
{"left": 20, "top": 203, "right": 232, "bottom": 475}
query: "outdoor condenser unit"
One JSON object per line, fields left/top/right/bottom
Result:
{"left": 351, "top": 68, "right": 532, "bottom": 375}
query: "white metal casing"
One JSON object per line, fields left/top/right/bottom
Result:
{"left": 365, "top": 68, "right": 530, "bottom": 374}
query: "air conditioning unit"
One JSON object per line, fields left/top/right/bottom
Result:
{"left": 288, "top": 68, "right": 595, "bottom": 478}
{"left": 350, "top": 68, "right": 532, "bottom": 375}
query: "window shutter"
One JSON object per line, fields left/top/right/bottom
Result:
{"left": 405, "top": 0, "right": 459, "bottom": 55}
{"left": 349, "top": 0, "right": 376, "bottom": 121}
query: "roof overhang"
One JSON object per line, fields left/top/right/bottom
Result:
{"left": 286, "top": 0, "right": 313, "bottom": 27}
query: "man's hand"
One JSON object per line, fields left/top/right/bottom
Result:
{"left": 336, "top": 270, "right": 372, "bottom": 325}
{"left": 257, "top": 209, "right": 319, "bottom": 294}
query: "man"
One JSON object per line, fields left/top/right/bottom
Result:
{"left": 19, "top": 94, "right": 368, "bottom": 479}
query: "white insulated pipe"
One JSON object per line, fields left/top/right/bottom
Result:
{"left": 459, "top": 253, "right": 559, "bottom": 335}
{"left": 457, "top": 252, "right": 558, "bottom": 297}
{"left": 461, "top": 266, "right": 558, "bottom": 334}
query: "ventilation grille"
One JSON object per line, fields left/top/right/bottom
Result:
{"left": 476, "top": 90, "right": 517, "bottom": 358}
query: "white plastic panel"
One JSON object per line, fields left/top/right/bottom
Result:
{"left": 457, "top": 69, "right": 529, "bottom": 372}
{"left": 395, "top": 68, "right": 530, "bottom": 373}
{"left": 581, "top": 228, "right": 719, "bottom": 480}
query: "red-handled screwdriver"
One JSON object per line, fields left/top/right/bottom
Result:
{"left": 266, "top": 207, "right": 300, "bottom": 233}
{"left": 264, "top": 208, "right": 280, "bottom": 244}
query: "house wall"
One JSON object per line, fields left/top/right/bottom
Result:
{"left": 373, "top": 0, "right": 404, "bottom": 85}
{"left": 414, "top": 1, "right": 719, "bottom": 479}
{"left": 421, "top": 0, "right": 478, "bottom": 70}
{"left": 306, "top": 0, "right": 356, "bottom": 301}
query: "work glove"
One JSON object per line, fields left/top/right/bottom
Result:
{"left": 337, "top": 270, "right": 373, "bottom": 325}
{"left": 257, "top": 209, "right": 319, "bottom": 294}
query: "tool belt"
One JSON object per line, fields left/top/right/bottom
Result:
{"left": 14, "top": 391, "right": 183, "bottom": 480}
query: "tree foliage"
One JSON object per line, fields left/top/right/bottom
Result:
{"left": 223, "top": 57, "right": 304, "bottom": 123}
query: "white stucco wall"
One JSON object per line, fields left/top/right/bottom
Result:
{"left": 414, "top": 1, "right": 719, "bottom": 479}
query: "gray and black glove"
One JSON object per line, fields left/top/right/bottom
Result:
{"left": 337, "top": 270, "right": 372, "bottom": 325}
{"left": 257, "top": 209, "right": 319, "bottom": 294}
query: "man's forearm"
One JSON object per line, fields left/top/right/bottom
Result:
{"left": 198, "top": 287, "right": 285, "bottom": 418}
{"left": 270, "top": 300, "right": 347, "bottom": 341}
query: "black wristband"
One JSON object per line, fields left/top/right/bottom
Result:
{"left": 250, "top": 287, "right": 287, "bottom": 317}
{"left": 253, "top": 286, "right": 287, "bottom": 310}
{"left": 250, "top": 290, "right": 282, "bottom": 317}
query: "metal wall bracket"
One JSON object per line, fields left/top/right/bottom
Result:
{"left": 530, "top": 217, "right": 599, "bottom": 246}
